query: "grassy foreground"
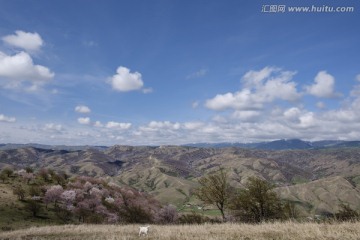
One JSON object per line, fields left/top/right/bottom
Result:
{"left": 0, "top": 222, "right": 360, "bottom": 240}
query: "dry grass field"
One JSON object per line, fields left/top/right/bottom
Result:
{"left": 1, "top": 222, "right": 360, "bottom": 240}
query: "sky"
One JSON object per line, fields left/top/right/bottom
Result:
{"left": 0, "top": 0, "right": 360, "bottom": 146}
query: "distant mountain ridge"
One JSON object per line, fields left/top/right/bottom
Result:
{"left": 1, "top": 139, "right": 359, "bottom": 151}
{"left": 0, "top": 143, "right": 108, "bottom": 151}
{"left": 183, "top": 139, "right": 359, "bottom": 150}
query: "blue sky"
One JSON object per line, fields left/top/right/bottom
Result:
{"left": 0, "top": 0, "right": 360, "bottom": 145}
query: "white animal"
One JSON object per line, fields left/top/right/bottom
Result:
{"left": 139, "top": 226, "right": 150, "bottom": 236}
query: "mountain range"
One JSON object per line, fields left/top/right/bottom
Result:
{"left": 1, "top": 139, "right": 360, "bottom": 216}
{"left": 2, "top": 139, "right": 360, "bottom": 151}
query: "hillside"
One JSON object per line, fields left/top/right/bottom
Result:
{"left": 1, "top": 145, "right": 360, "bottom": 214}
{"left": 276, "top": 176, "right": 360, "bottom": 215}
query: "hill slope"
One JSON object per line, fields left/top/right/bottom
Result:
{"left": 1, "top": 145, "right": 360, "bottom": 214}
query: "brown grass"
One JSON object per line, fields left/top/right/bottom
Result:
{"left": 1, "top": 222, "right": 360, "bottom": 240}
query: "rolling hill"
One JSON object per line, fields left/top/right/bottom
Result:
{"left": 1, "top": 144, "right": 360, "bottom": 215}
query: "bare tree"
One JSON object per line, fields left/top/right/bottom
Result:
{"left": 195, "top": 168, "right": 231, "bottom": 221}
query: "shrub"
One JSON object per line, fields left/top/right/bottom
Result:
{"left": 0, "top": 172, "right": 8, "bottom": 183}
{"left": 1, "top": 168, "right": 13, "bottom": 177}
{"left": 335, "top": 204, "right": 359, "bottom": 221}
{"left": 178, "top": 211, "right": 210, "bottom": 224}
{"left": 1, "top": 226, "right": 13, "bottom": 231}
{"left": 55, "top": 207, "right": 73, "bottom": 223}
{"left": 29, "top": 186, "right": 42, "bottom": 197}
{"left": 25, "top": 199, "right": 42, "bottom": 217}
{"left": 155, "top": 204, "right": 179, "bottom": 224}
{"left": 13, "top": 185, "right": 26, "bottom": 201}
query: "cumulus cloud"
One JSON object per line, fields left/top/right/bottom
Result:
{"left": 109, "top": 66, "right": 144, "bottom": 92}
{"left": 0, "top": 51, "right": 54, "bottom": 90}
{"left": 242, "top": 66, "right": 274, "bottom": 88}
{"left": 306, "top": 71, "right": 339, "bottom": 98}
{"left": 75, "top": 105, "right": 91, "bottom": 114}
{"left": 298, "top": 112, "right": 316, "bottom": 128}
{"left": 78, "top": 117, "right": 91, "bottom": 125}
{"left": 205, "top": 90, "right": 262, "bottom": 111}
{"left": 283, "top": 107, "right": 302, "bottom": 120}
{"left": 2, "top": 30, "right": 43, "bottom": 52}
{"left": 106, "top": 121, "right": 132, "bottom": 130}
{"left": 0, "top": 114, "right": 16, "bottom": 123}
{"left": 205, "top": 67, "right": 300, "bottom": 111}
{"left": 232, "top": 110, "right": 260, "bottom": 121}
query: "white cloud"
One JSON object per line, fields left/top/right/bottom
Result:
{"left": 0, "top": 114, "right": 16, "bottom": 123}
{"left": 94, "top": 121, "right": 103, "bottom": 127}
{"left": 242, "top": 66, "right": 274, "bottom": 88}
{"left": 75, "top": 105, "right": 91, "bottom": 114}
{"left": 78, "top": 117, "right": 91, "bottom": 125}
{"left": 232, "top": 110, "right": 260, "bottom": 121}
{"left": 2, "top": 30, "right": 43, "bottom": 52}
{"left": 351, "top": 85, "right": 360, "bottom": 97}
{"left": 205, "top": 67, "right": 300, "bottom": 111}
{"left": 298, "top": 112, "right": 316, "bottom": 128}
{"left": 257, "top": 71, "right": 300, "bottom": 101}
{"left": 44, "top": 123, "right": 63, "bottom": 132}
{"left": 106, "top": 121, "right": 132, "bottom": 130}
{"left": 0, "top": 51, "right": 54, "bottom": 90}
{"left": 4, "top": 65, "right": 360, "bottom": 146}
{"left": 322, "top": 108, "right": 360, "bottom": 123}
{"left": 109, "top": 66, "right": 144, "bottom": 92}
{"left": 283, "top": 107, "right": 301, "bottom": 120}
{"left": 186, "top": 68, "right": 208, "bottom": 79}
{"left": 148, "top": 121, "right": 180, "bottom": 130}
{"left": 306, "top": 71, "right": 339, "bottom": 98}
{"left": 205, "top": 90, "right": 262, "bottom": 111}
{"left": 182, "top": 122, "right": 204, "bottom": 130}
{"left": 212, "top": 115, "right": 227, "bottom": 123}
